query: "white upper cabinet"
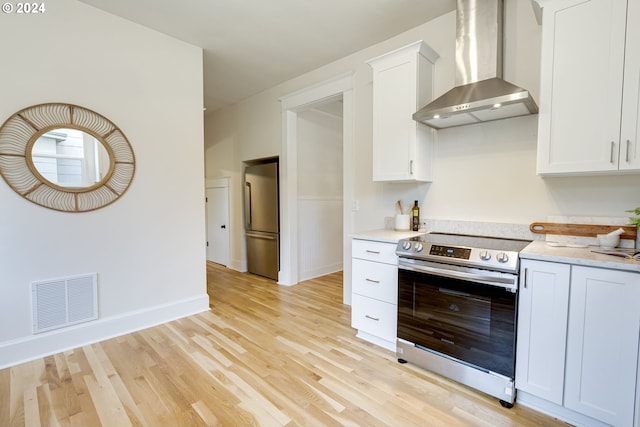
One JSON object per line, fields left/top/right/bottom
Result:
{"left": 536, "top": 0, "right": 640, "bottom": 174}
{"left": 367, "top": 41, "right": 439, "bottom": 182}
{"left": 620, "top": 0, "right": 640, "bottom": 171}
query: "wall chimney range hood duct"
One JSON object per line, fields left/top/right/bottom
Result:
{"left": 413, "top": 0, "right": 538, "bottom": 129}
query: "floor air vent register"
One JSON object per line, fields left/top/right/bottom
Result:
{"left": 31, "top": 273, "right": 98, "bottom": 334}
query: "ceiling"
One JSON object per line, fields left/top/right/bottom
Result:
{"left": 77, "top": 0, "right": 456, "bottom": 113}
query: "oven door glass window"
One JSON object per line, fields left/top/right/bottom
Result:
{"left": 398, "top": 268, "right": 517, "bottom": 377}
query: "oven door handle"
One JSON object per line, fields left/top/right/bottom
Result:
{"left": 398, "top": 259, "right": 517, "bottom": 290}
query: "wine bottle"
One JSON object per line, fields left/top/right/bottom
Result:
{"left": 411, "top": 200, "right": 420, "bottom": 231}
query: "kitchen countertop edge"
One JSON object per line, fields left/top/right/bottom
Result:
{"left": 521, "top": 240, "right": 640, "bottom": 273}
{"left": 351, "top": 229, "right": 425, "bottom": 244}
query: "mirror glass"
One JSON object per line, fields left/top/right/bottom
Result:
{"left": 29, "top": 128, "right": 111, "bottom": 189}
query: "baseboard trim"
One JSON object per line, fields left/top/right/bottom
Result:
{"left": 299, "top": 263, "right": 343, "bottom": 282}
{"left": 355, "top": 331, "right": 395, "bottom": 352}
{"left": 227, "top": 259, "right": 247, "bottom": 273}
{"left": 0, "top": 293, "right": 210, "bottom": 369}
{"left": 516, "top": 390, "right": 609, "bottom": 427}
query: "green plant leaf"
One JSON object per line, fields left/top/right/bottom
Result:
{"left": 626, "top": 207, "right": 640, "bottom": 227}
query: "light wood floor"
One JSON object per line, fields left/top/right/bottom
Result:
{"left": 0, "top": 262, "right": 571, "bottom": 427}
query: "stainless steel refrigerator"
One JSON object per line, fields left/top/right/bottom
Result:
{"left": 244, "top": 161, "right": 279, "bottom": 280}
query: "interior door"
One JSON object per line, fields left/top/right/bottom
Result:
{"left": 206, "top": 186, "right": 230, "bottom": 266}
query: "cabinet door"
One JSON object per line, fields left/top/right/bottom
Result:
{"left": 368, "top": 41, "right": 437, "bottom": 183}
{"left": 515, "top": 260, "right": 570, "bottom": 404}
{"left": 537, "top": 0, "right": 627, "bottom": 174}
{"left": 371, "top": 56, "right": 419, "bottom": 181}
{"left": 620, "top": 0, "right": 640, "bottom": 171}
{"left": 565, "top": 266, "right": 640, "bottom": 426}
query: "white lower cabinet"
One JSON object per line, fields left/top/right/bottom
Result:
{"left": 564, "top": 266, "right": 640, "bottom": 427}
{"left": 517, "top": 260, "right": 640, "bottom": 427}
{"left": 351, "top": 238, "right": 398, "bottom": 351}
{"left": 516, "top": 260, "right": 570, "bottom": 404}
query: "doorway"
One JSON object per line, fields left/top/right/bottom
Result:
{"left": 279, "top": 73, "right": 354, "bottom": 304}
{"left": 297, "top": 102, "right": 343, "bottom": 281}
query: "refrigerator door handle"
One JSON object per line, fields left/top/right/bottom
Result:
{"left": 245, "top": 181, "right": 252, "bottom": 228}
{"left": 246, "top": 231, "right": 278, "bottom": 240}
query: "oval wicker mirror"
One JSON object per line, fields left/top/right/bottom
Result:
{"left": 0, "top": 103, "right": 135, "bottom": 212}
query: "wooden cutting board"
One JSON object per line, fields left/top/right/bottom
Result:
{"left": 529, "top": 222, "right": 637, "bottom": 240}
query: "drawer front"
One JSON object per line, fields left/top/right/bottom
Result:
{"left": 352, "top": 258, "right": 397, "bottom": 304}
{"left": 352, "top": 239, "right": 397, "bottom": 265}
{"left": 351, "top": 294, "right": 397, "bottom": 343}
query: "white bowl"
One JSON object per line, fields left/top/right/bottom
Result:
{"left": 596, "top": 234, "right": 620, "bottom": 249}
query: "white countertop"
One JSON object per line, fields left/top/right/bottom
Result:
{"left": 351, "top": 229, "right": 425, "bottom": 244}
{"left": 521, "top": 240, "right": 640, "bottom": 273}
{"left": 351, "top": 229, "right": 639, "bottom": 272}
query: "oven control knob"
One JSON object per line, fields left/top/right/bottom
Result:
{"left": 479, "top": 250, "right": 491, "bottom": 261}
{"left": 415, "top": 243, "right": 423, "bottom": 252}
{"left": 497, "top": 252, "right": 509, "bottom": 263}
{"left": 402, "top": 241, "right": 412, "bottom": 250}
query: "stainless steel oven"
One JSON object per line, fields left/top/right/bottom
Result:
{"left": 395, "top": 233, "right": 530, "bottom": 407}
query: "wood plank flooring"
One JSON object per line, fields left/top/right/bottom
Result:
{"left": 0, "top": 262, "right": 571, "bottom": 426}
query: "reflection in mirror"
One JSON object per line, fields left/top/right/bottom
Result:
{"left": 30, "top": 128, "right": 111, "bottom": 188}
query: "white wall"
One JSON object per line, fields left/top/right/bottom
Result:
{"left": 0, "top": 0, "right": 207, "bottom": 367}
{"left": 204, "top": 1, "right": 640, "bottom": 282}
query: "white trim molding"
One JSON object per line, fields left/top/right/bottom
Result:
{"left": 0, "top": 293, "right": 209, "bottom": 369}
{"left": 279, "top": 73, "right": 354, "bottom": 298}
{"left": 205, "top": 177, "right": 230, "bottom": 188}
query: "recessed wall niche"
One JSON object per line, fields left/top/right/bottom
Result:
{"left": 0, "top": 103, "right": 135, "bottom": 212}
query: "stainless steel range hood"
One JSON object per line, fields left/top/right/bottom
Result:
{"left": 413, "top": 0, "right": 537, "bottom": 129}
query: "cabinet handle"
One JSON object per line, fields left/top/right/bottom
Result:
{"left": 365, "top": 278, "right": 380, "bottom": 284}
{"left": 409, "top": 160, "right": 414, "bottom": 175}
{"left": 365, "top": 315, "right": 380, "bottom": 321}
{"left": 626, "top": 140, "right": 631, "bottom": 163}
{"left": 610, "top": 141, "right": 616, "bottom": 163}
{"left": 523, "top": 268, "right": 528, "bottom": 289}
{"left": 365, "top": 250, "right": 380, "bottom": 254}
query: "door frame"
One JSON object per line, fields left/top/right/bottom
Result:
{"left": 279, "top": 73, "right": 354, "bottom": 303}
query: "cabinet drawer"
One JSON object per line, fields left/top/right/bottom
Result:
{"left": 352, "top": 239, "right": 397, "bottom": 265}
{"left": 352, "top": 258, "right": 397, "bottom": 304}
{"left": 351, "top": 294, "right": 397, "bottom": 343}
